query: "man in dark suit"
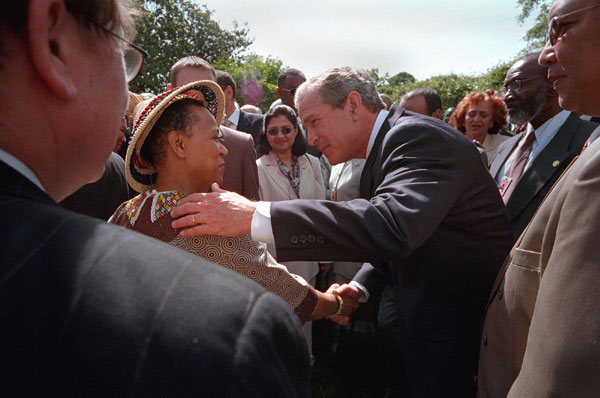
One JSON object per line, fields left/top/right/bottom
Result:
{"left": 0, "top": 1, "right": 309, "bottom": 396}
{"left": 172, "top": 67, "right": 513, "bottom": 397}
{"left": 169, "top": 57, "right": 260, "bottom": 200}
{"left": 491, "top": 51, "right": 597, "bottom": 240}
{"left": 215, "top": 70, "right": 264, "bottom": 141}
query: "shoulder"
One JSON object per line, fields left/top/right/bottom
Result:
{"left": 241, "top": 110, "right": 264, "bottom": 125}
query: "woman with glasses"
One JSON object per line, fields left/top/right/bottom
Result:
{"left": 450, "top": 89, "right": 510, "bottom": 166}
{"left": 256, "top": 105, "right": 327, "bottom": 351}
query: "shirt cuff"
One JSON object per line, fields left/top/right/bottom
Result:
{"left": 251, "top": 201, "right": 275, "bottom": 244}
{"left": 350, "top": 278, "right": 370, "bottom": 302}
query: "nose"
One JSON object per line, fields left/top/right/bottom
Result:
{"left": 219, "top": 141, "right": 228, "bottom": 157}
{"left": 503, "top": 90, "right": 516, "bottom": 102}
{"left": 539, "top": 42, "right": 555, "bottom": 67}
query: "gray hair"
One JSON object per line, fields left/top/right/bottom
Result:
{"left": 296, "top": 67, "right": 385, "bottom": 113}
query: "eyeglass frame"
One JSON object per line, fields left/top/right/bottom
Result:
{"left": 546, "top": 2, "right": 600, "bottom": 45}
{"left": 87, "top": 20, "right": 149, "bottom": 83}
{"left": 279, "top": 87, "right": 300, "bottom": 97}
{"left": 500, "top": 77, "right": 547, "bottom": 96}
{"left": 266, "top": 126, "right": 295, "bottom": 136}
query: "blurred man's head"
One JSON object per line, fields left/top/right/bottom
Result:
{"left": 539, "top": 0, "right": 600, "bottom": 115}
{"left": 0, "top": 0, "right": 136, "bottom": 200}
{"left": 168, "top": 56, "right": 215, "bottom": 89}
{"left": 276, "top": 68, "right": 306, "bottom": 110}
{"left": 215, "top": 70, "right": 237, "bottom": 116}
{"left": 379, "top": 93, "right": 393, "bottom": 110}
{"left": 503, "top": 51, "right": 557, "bottom": 128}
{"left": 400, "top": 88, "right": 442, "bottom": 118}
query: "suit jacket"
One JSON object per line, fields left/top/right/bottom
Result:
{"left": 0, "top": 161, "right": 310, "bottom": 397}
{"left": 270, "top": 106, "right": 513, "bottom": 397}
{"left": 220, "top": 126, "right": 260, "bottom": 200}
{"left": 236, "top": 109, "right": 263, "bottom": 142}
{"left": 478, "top": 127, "right": 600, "bottom": 398}
{"left": 490, "top": 112, "right": 597, "bottom": 239}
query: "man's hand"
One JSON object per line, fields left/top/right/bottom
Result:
{"left": 325, "top": 283, "right": 363, "bottom": 325}
{"left": 171, "top": 183, "right": 257, "bottom": 237}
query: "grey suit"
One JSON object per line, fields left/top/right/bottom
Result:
{"left": 490, "top": 112, "right": 597, "bottom": 239}
{"left": 220, "top": 126, "right": 260, "bottom": 201}
{"left": 269, "top": 106, "right": 513, "bottom": 397}
{"left": 0, "top": 161, "right": 310, "bottom": 397}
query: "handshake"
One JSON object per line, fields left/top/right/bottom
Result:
{"left": 312, "top": 283, "right": 364, "bottom": 325}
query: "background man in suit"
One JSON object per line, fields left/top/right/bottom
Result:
{"left": 169, "top": 56, "right": 260, "bottom": 200}
{"left": 215, "top": 70, "right": 264, "bottom": 141}
{"left": 0, "top": 1, "right": 310, "bottom": 396}
{"left": 400, "top": 87, "right": 443, "bottom": 119}
{"left": 172, "top": 67, "right": 513, "bottom": 397}
{"left": 492, "top": 51, "right": 597, "bottom": 240}
{"left": 478, "top": 1, "right": 600, "bottom": 396}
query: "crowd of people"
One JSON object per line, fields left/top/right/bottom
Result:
{"left": 3, "top": 0, "right": 600, "bottom": 397}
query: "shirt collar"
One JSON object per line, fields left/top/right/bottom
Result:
{"left": 366, "top": 109, "right": 390, "bottom": 158}
{"left": 529, "top": 110, "right": 571, "bottom": 141}
{"left": 0, "top": 148, "right": 46, "bottom": 192}
{"left": 228, "top": 107, "right": 240, "bottom": 127}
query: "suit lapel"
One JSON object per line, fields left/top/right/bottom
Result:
{"left": 359, "top": 106, "right": 403, "bottom": 199}
{"left": 505, "top": 113, "right": 581, "bottom": 220}
{"left": 490, "top": 134, "right": 521, "bottom": 179}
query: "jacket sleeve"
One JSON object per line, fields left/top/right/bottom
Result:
{"left": 271, "top": 119, "right": 464, "bottom": 263}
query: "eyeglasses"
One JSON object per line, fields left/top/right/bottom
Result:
{"left": 500, "top": 78, "right": 547, "bottom": 95}
{"left": 89, "top": 21, "right": 149, "bottom": 83}
{"left": 546, "top": 3, "right": 600, "bottom": 45}
{"left": 267, "top": 126, "right": 294, "bottom": 136}
{"left": 280, "top": 87, "right": 299, "bottom": 97}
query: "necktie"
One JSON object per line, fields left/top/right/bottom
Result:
{"left": 501, "top": 130, "right": 536, "bottom": 204}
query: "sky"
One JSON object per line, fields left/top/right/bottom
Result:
{"left": 195, "top": 0, "right": 538, "bottom": 81}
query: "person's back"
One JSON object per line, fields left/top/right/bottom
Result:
{"left": 0, "top": 162, "right": 310, "bottom": 397}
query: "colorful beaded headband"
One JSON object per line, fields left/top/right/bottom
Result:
{"left": 126, "top": 80, "right": 225, "bottom": 193}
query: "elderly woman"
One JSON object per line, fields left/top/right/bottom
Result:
{"left": 450, "top": 89, "right": 510, "bottom": 164}
{"left": 109, "top": 81, "right": 346, "bottom": 324}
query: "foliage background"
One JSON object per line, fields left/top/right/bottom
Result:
{"left": 130, "top": 0, "right": 549, "bottom": 112}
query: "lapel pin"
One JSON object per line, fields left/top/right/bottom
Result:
{"left": 552, "top": 160, "right": 560, "bottom": 167}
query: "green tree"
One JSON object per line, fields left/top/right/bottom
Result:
{"left": 516, "top": 0, "right": 551, "bottom": 50}
{"left": 214, "top": 54, "right": 284, "bottom": 112}
{"left": 130, "top": 0, "right": 252, "bottom": 94}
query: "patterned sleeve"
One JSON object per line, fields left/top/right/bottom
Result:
{"left": 170, "top": 234, "right": 317, "bottom": 323}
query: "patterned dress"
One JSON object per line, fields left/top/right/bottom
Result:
{"left": 109, "top": 190, "right": 317, "bottom": 322}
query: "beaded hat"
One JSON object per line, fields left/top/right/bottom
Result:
{"left": 126, "top": 80, "right": 225, "bottom": 193}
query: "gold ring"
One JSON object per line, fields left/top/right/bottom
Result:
{"left": 192, "top": 214, "right": 196, "bottom": 224}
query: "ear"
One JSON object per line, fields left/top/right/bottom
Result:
{"left": 28, "top": 0, "right": 78, "bottom": 99}
{"left": 167, "top": 130, "right": 187, "bottom": 159}
{"left": 345, "top": 91, "right": 363, "bottom": 122}
{"left": 275, "top": 87, "right": 281, "bottom": 98}
{"left": 431, "top": 109, "right": 442, "bottom": 119}
{"left": 225, "top": 86, "right": 234, "bottom": 100}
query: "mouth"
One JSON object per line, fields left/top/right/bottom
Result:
{"left": 548, "top": 74, "right": 566, "bottom": 90}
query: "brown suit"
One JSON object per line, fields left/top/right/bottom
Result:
{"left": 478, "top": 127, "right": 600, "bottom": 398}
{"left": 220, "top": 126, "right": 259, "bottom": 200}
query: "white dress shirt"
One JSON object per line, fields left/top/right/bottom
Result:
{"left": 226, "top": 107, "right": 241, "bottom": 130}
{"left": 0, "top": 148, "right": 45, "bottom": 192}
